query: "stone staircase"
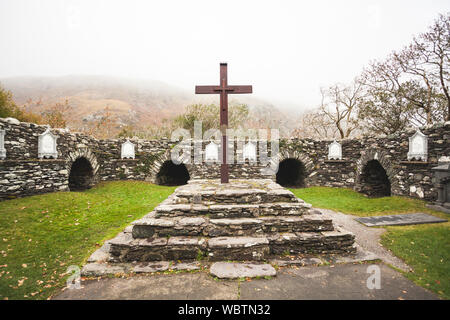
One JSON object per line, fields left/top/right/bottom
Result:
{"left": 105, "top": 179, "right": 356, "bottom": 264}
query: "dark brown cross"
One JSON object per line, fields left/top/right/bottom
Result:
{"left": 195, "top": 63, "right": 252, "bottom": 183}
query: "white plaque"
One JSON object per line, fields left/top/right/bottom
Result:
{"left": 38, "top": 128, "right": 58, "bottom": 159}
{"left": 328, "top": 141, "right": 342, "bottom": 160}
{"left": 205, "top": 142, "right": 219, "bottom": 162}
{"left": 0, "top": 130, "right": 5, "bottom": 159}
{"left": 407, "top": 130, "right": 427, "bottom": 161}
{"left": 121, "top": 140, "right": 135, "bottom": 159}
{"left": 243, "top": 142, "right": 257, "bottom": 162}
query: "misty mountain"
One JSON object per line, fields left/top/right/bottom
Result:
{"left": 0, "top": 75, "right": 299, "bottom": 135}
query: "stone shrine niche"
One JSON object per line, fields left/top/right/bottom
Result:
{"left": 328, "top": 141, "right": 342, "bottom": 160}
{"left": 243, "top": 142, "right": 257, "bottom": 162}
{"left": 121, "top": 140, "right": 135, "bottom": 159}
{"left": 407, "top": 130, "right": 428, "bottom": 161}
{"left": 0, "top": 130, "right": 5, "bottom": 159}
{"left": 38, "top": 128, "right": 58, "bottom": 159}
{"left": 205, "top": 141, "right": 219, "bottom": 162}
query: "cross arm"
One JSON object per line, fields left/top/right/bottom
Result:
{"left": 195, "top": 85, "right": 253, "bottom": 94}
{"left": 195, "top": 86, "right": 218, "bottom": 94}
{"left": 226, "top": 85, "right": 252, "bottom": 94}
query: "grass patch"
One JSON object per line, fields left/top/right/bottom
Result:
{"left": 381, "top": 223, "right": 450, "bottom": 300}
{"left": 290, "top": 186, "right": 439, "bottom": 216}
{"left": 0, "top": 181, "right": 175, "bottom": 300}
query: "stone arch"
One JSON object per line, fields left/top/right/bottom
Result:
{"left": 156, "top": 160, "right": 190, "bottom": 186}
{"left": 146, "top": 150, "right": 192, "bottom": 185}
{"left": 67, "top": 148, "right": 99, "bottom": 191}
{"left": 355, "top": 149, "right": 397, "bottom": 197}
{"left": 274, "top": 149, "right": 315, "bottom": 187}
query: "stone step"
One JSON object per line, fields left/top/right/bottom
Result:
{"left": 154, "top": 202, "right": 311, "bottom": 219}
{"left": 108, "top": 229, "right": 355, "bottom": 263}
{"left": 108, "top": 232, "right": 207, "bottom": 262}
{"left": 131, "top": 215, "right": 334, "bottom": 238}
{"left": 173, "top": 179, "right": 300, "bottom": 204}
{"left": 207, "top": 236, "right": 270, "bottom": 261}
{"left": 268, "top": 227, "right": 356, "bottom": 255}
{"left": 108, "top": 233, "right": 270, "bottom": 262}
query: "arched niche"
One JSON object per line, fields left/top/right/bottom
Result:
{"left": 276, "top": 158, "right": 306, "bottom": 187}
{"left": 359, "top": 159, "right": 391, "bottom": 197}
{"left": 156, "top": 160, "right": 190, "bottom": 186}
{"left": 69, "top": 157, "right": 94, "bottom": 191}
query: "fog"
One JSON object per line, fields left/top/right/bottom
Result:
{"left": 0, "top": 0, "right": 449, "bottom": 110}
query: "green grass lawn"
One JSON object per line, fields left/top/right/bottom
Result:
{"left": 290, "top": 186, "right": 439, "bottom": 216}
{"left": 381, "top": 224, "right": 449, "bottom": 299}
{"left": 0, "top": 181, "right": 175, "bottom": 300}
{"left": 291, "top": 186, "right": 450, "bottom": 300}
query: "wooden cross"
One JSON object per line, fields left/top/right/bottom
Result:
{"left": 195, "top": 63, "right": 253, "bottom": 183}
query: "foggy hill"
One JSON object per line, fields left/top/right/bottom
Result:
{"left": 0, "top": 75, "right": 299, "bottom": 135}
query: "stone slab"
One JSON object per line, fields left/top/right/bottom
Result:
{"left": 133, "top": 261, "right": 170, "bottom": 273}
{"left": 207, "top": 236, "right": 269, "bottom": 248}
{"left": 171, "top": 262, "right": 201, "bottom": 271}
{"left": 81, "top": 263, "right": 126, "bottom": 277}
{"left": 426, "top": 204, "right": 450, "bottom": 214}
{"left": 210, "top": 262, "right": 276, "bottom": 279}
{"left": 87, "top": 243, "right": 111, "bottom": 263}
{"left": 355, "top": 213, "right": 447, "bottom": 227}
{"left": 321, "top": 244, "right": 379, "bottom": 264}
{"left": 269, "top": 257, "right": 323, "bottom": 267}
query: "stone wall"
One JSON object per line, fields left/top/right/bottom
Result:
{"left": 0, "top": 117, "right": 174, "bottom": 200}
{"left": 286, "top": 122, "right": 450, "bottom": 201}
{"left": 0, "top": 117, "right": 449, "bottom": 202}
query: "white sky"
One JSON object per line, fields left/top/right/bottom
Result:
{"left": 0, "top": 0, "right": 449, "bottom": 110}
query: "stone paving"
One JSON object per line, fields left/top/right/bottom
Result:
{"left": 210, "top": 262, "right": 276, "bottom": 279}
{"left": 53, "top": 264, "right": 438, "bottom": 300}
{"left": 355, "top": 213, "right": 447, "bottom": 227}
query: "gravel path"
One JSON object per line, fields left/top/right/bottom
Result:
{"left": 317, "top": 208, "right": 412, "bottom": 272}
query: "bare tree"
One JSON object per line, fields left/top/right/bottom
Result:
{"left": 362, "top": 13, "right": 449, "bottom": 124}
{"left": 319, "top": 79, "right": 363, "bottom": 139}
{"left": 292, "top": 109, "right": 339, "bottom": 139}
{"left": 411, "top": 13, "right": 450, "bottom": 120}
{"left": 357, "top": 86, "right": 413, "bottom": 135}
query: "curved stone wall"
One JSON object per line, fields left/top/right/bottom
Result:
{"left": 0, "top": 117, "right": 449, "bottom": 201}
